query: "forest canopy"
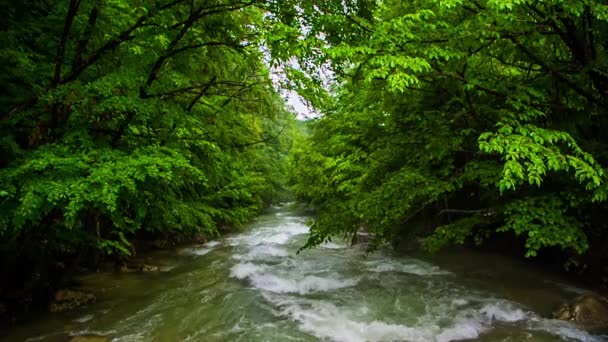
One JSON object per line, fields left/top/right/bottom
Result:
{"left": 285, "top": 0, "right": 608, "bottom": 276}
{"left": 2, "top": 0, "right": 608, "bottom": 315}
{"left": 0, "top": 0, "right": 307, "bottom": 308}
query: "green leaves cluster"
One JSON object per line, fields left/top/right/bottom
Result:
{"left": 0, "top": 0, "right": 297, "bottom": 260}
{"left": 287, "top": 0, "right": 608, "bottom": 264}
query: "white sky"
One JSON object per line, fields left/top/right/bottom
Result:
{"left": 284, "top": 89, "right": 316, "bottom": 119}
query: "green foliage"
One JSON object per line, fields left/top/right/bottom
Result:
{"left": 3, "top": 0, "right": 608, "bottom": 285}
{"left": 286, "top": 0, "right": 608, "bottom": 264}
{"left": 0, "top": 0, "right": 297, "bottom": 260}
{"left": 499, "top": 196, "right": 588, "bottom": 257}
{"left": 479, "top": 124, "right": 605, "bottom": 196}
{"left": 423, "top": 215, "right": 486, "bottom": 253}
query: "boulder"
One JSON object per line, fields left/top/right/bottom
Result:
{"left": 553, "top": 293, "right": 608, "bottom": 329}
{"left": 48, "top": 289, "right": 95, "bottom": 313}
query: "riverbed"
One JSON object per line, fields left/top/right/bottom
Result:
{"left": 4, "top": 205, "right": 606, "bottom": 341}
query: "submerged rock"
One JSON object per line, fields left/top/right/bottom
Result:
{"left": 48, "top": 289, "right": 96, "bottom": 313}
{"left": 119, "top": 262, "right": 160, "bottom": 273}
{"left": 553, "top": 293, "right": 608, "bottom": 328}
{"left": 69, "top": 335, "right": 109, "bottom": 342}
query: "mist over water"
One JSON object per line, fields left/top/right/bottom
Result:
{"left": 6, "top": 205, "right": 606, "bottom": 341}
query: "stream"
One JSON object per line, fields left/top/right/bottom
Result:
{"left": 4, "top": 204, "right": 607, "bottom": 341}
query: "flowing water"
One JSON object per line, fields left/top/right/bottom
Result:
{"left": 4, "top": 205, "right": 607, "bottom": 341}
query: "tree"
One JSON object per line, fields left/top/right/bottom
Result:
{"left": 288, "top": 0, "right": 608, "bottom": 275}
{"left": 0, "top": 0, "right": 297, "bottom": 313}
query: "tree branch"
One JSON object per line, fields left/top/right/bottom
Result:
{"left": 345, "top": 14, "right": 374, "bottom": 33}
{"left": 232, "top": 125, "right": 287, "bottom": 149}
{"left": 438, "top": 209, "right": 494, "bottom": 216}
{"left": 71, "top": 5, "right": 99, "bottom": 73}
{"left": 510, "top": 37, "right": 602, "bottom": 105}
{"left": 53, "top": 0, "right": 80, "bottom": 86}
{"left": 64, "top": 0, "right": 188, "bottom": 83}
{"left": 187, "top": 76, "right": 216, "bottom": 112}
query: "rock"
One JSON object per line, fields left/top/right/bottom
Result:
{"left": 192, "top": 233, "right": 207, "bottom": 244}
{"left": 150, "top": 239, "right": 170, "bottom": 249}
{"left": 553, "top": 293, "right": 608, "bottom": 328}
{"left": 118, "top": 263, "right": 132, "bottom": 273}
{"left": 141, "top": 264, "right": 159, "bottom": 272}
{"left": 69, "top": 335, "right": 109, "bottom": 342}
{"left": 48, "top": 289, "right": 95, "bottom": 313}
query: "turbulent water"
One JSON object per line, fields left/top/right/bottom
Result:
{"left": 4, "top": 205, "right": 607, "bottom": 341}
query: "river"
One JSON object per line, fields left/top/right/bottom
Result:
{"left": 4, "top": 204, "right": 607, "bottom": 341}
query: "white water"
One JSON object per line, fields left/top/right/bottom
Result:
{"left": 6, "top": 205, "right": 607, "bottom": 342}
{"left": 221, "top": 206, "right": 604, "bottom": 342}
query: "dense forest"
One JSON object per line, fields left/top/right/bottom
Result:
{"left": 288, "top": 0, "right": 608, "bottom": 285}
{"left": 0, "top": 0, "right": 303, "bottom": 318}
{"left": 1, "top": 0, "right": 608, "bottom": 327}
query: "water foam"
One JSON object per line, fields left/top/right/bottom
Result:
{"left": 73, "top": 314, "right": 94, "bottom": 323}
{"left": 365, "top": 259, "right": 450, "bottom": 276}
{"left": 262, "top": 291, "right": 594, "bottom": 342}
{"left": 226, "top": 222, "right": 309, "bottom": 247}
{"left": 320, "top": 241, "right": 348, "bottom": 249}
{"left": 267, "top": 296, "right": 435, "bottom": 342}
{"left": 451, "top": 298, "right": 469, "bottom": 307}
{"left": 480, "top": 303, "right": 526, "bottom": 322}
{"left": 180, "top": 247, "right": 213, "bottom": 256}
{"left": 204, "top": 241, "right": 221, "bottom": 247}
{"left": 230, "top": 262, "right": 265, "bottom": 279}
{"left": 179, "top": 240, "right": 222, "bottom": 256}
{"left": 232, "top": 245, "right": 289, "bottom": 261}
{"left": 279, "top": 222, "right": 310, "bottom": 236}
{"left": 529, "top": 318, "right": 604, "bottom": 342}
{"left": 182, "top": 209, "right": 607, "bottom": 342}
{"left": 265, "top": 296, "right": 523, "bottom": 342}
{"left": 250, "top": 274, "right": 358, "bottom": 295}
{"left": 435, "top": 319, "right": 483, "bottom": 342}
{"left": 230, "top": 262, "right": 358, "bottom": 294}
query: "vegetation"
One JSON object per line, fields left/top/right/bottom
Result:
{"left": 0, "top": 0, "right": 299, "bottom": 315}
{"left": 2, "top": 0, "right": 608, "bottom": 320}
{"left": 287, "top": 0, "right": 608, "bottom": 283}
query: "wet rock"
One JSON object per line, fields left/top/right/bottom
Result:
{"left": 141, "top": 264, "right": 160, "bottom": 272}
{"left": 118, "top": 262, "right": 160, "bottom": 273}
{"left": 192, "top": 233, "right": 207, "bottom": 244}
{"left": 553, "top": 293, "right": 608, "bottom": 328}
{"left": 118, "top": 263, "right": 132, "bottom": 273}
{"left": 48, "top": 289, "right": 95, "bottom": 313}
{"left": 69, "top": 335, "right": 109, "bottom": 342}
